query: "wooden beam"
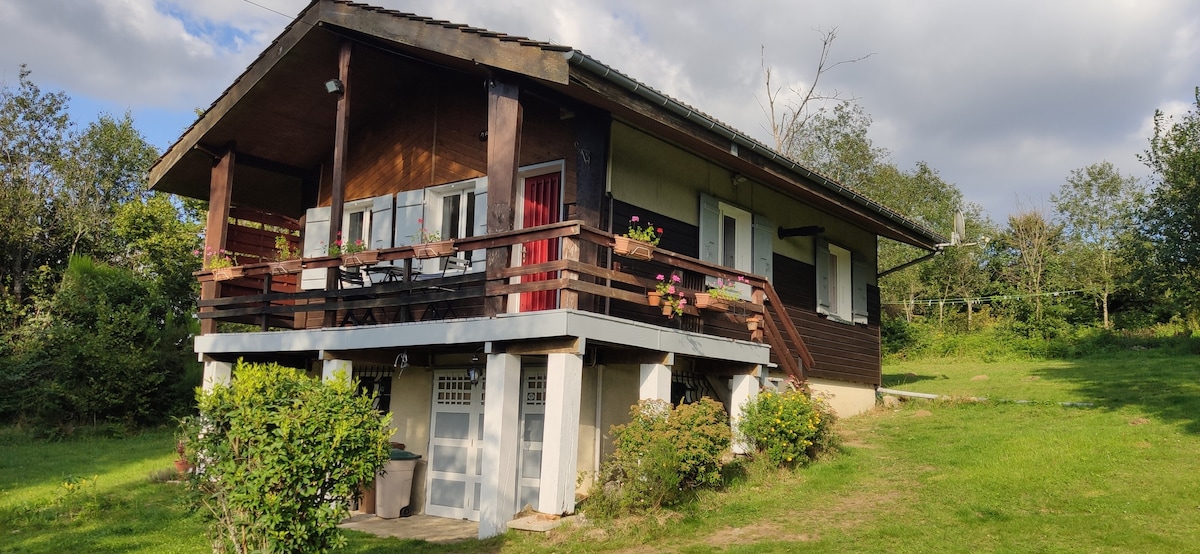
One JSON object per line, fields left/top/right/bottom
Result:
{"left": 485, "top": 77, "right": 522, "bottom": 317}
{"left": 325, "top": 39, "right": 353, "bottom": 325}
{"left": 201, "top": 145, "right": 235, "bottom": 335}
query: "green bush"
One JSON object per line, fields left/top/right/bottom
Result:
{"left": 182, "top": 360, "right": 391, "bottom": 554}
{"left": 0, "top": 255, "right": 198, "bottom": 432}
{"left": 738, "top": 389, "right": 837, "bottom": 466}
{"left": 587, "top": 398, "right": 730, "bottom": 516}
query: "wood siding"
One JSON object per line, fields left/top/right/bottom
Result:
{"left": 316, "top": 72, "right": 577, "bottom": 207}
{"left": 773, "top": 254, "right": 881, "bottom": 385}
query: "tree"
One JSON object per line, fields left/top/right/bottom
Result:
{"left": 0, "top": 65, "right": 72, "bottom": 321}
{"left": 1139, "top": 87, "right": 1200, "bottom": 316}
{"left": 1052, "top": 162, "right": 1144, "bottom": 328}
{"left": 1001, "top": 208, "right": 1063, "bottom": 323}
{"left": 759, "top": 28, "right": 872, "bottom": 154}
{"left": 0, "top": 256, "right": 195, "bottom": 429}
{"left": 59, "top": 112, "right": 159, "bottom": 259}
{"left": 184, "top": 361, "right": 391, "bottom": 554}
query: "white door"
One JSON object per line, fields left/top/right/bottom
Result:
{"left": 516, "top": 369, "right": 546, "bottom": 512}
{"left": 425, "top": 371, "right": 485, "bottom": 520}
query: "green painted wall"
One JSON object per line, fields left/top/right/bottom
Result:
{"left": 609, "top": 122, "right": 876, "bottom": 278}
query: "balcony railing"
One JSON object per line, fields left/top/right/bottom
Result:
{"left": 196, "top": 220, "right": 813, "bottom": 380}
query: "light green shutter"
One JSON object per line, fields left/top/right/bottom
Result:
{"left": 815, "top": 239, "right": 830, "bottom": 314}
{"left": 752, "top": 214, "right": 774, "bottom": 283}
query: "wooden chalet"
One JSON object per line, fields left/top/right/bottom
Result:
{"left": 149, "top": 0, "right": 945, "bottom": 538}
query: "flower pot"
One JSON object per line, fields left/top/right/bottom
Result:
{"left": 694, "top": 293, "right": 730, "bottom": 311}
{"left": 413, "top": 240, "right": 456, "bottom": 259}
{"left": 661, "top": 304, "right": 674, "bottom": 316}
{"left": 342, "top": 250, "right": 381, "bottom": 267}
{"left": 211, "top": 266, "right": 244, "bottom": 281}
{"left": 269, "top": 259, "right": 302, "bottom": 275}
{"left": 746, "top": 315, "right": 762, "bottom": 331}
{"left": 173, "top": 458, "right": 192, "bottom": 477}
{"left": 647, "top": 291, "right": 662, "bottom": 306}
{"left": 613, "top": 236, "right": 654, "bottom": 261}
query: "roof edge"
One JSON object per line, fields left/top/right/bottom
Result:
{"left": 565, "top": 50, "right": 948, "bottom": 250}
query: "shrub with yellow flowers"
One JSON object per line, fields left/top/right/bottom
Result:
{"left": 737, "top": 388, "right": 838, "bottom": 466}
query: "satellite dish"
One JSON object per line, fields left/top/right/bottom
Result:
{"left": 952, "top": 210, "right": 965, "bottom": 246}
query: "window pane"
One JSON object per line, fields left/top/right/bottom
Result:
{"left": 722, "top": 215, "right": 737, "bottom": 267}
{"left": 465, "top": 192, "right": 476, "bottom": 237}
{"left": 442, "top": 195, "right": 460, "bottom": 240}
{"left": 348, "top": 212, "right": 364, "bottom": 247}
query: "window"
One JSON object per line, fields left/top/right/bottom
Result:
{"left": 699, "top": 193, "right": 774, "bottom": 297}
{"left": 816, "top": 240, "right": 869, "bottom": 324}
{"left": 393, "top": 178, "right": 487, "bottom": 274}
{"left": 428, "top": 182, "right": 479, "bottom": 266}
{"left": 342, "top": 198, "right": 373, "bottom": 251}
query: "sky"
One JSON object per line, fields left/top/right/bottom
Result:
{"left": 2, "top": 0, "right": 1198, "bottom": 224}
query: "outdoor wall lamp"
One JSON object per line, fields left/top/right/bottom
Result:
{"left": 324, "top": 78, "right": 344, "bottom": 94}
{"left": 468, "top": 353, "right": 482, "bottom": 386}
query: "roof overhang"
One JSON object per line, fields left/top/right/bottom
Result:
{"left": 149, "top": 0, "right": 944, "bottom": 248}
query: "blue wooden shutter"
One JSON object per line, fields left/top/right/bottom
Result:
{"left": 370, "top": 194, "right": 394, "bottom": 251}
{"left": 300, "top": 206, "right": 331, "bottom": 290}
{"left": 699, "top": 193, "right": 720, "bottom": 264}
{"left": 752, "top": 214, "right": 774, "bottom": 283}
{"left": 394, "top": 189, "right": 426, "bottom": 273}
{"left": 815, "top": 239, "right": 830, "bottom": 314}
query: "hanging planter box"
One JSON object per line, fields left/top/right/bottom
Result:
{"left": 693, "top": 293, "right": 730, "bottom": 312}
{"left": 413, "top": 241, "right": 456, "bottom": 259}
{"left": 342, "top": 250, "right": 381, "bottom": 267}
{"left": 211, "top": 266, "right": 244, "bottom": 281}
{"left": 269, "top": 259, "right": 302, "bottom": 275}
{"left": 613, "top": 236, "right": 654, "bottom": 261}
{"left": 647, "top": 291, "right": 662, "bottom": 306}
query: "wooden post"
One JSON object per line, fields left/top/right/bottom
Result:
{"left": 325, "top": 40, "right": 353, "bottom": 326}
{"left": 484, "top": 78, "right": 522, "bottom": 317}
{"left": 200, "top": 145, "right": 235, "bottom": 335}
{"left": 559, "top": 236, "right": 580, "bottom": 309}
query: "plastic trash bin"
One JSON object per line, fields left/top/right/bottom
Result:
{"left": 376, "top": 449, "right": 422, "bottom": 518}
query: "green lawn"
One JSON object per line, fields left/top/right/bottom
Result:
{"left": 4, "top": 348, "right": 1198, "bottom": 552}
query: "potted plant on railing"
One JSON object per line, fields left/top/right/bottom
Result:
{"left": 651, "top": 273, "right": 686, "bottom": 318}
{"left": 411, "top": 219, "right": 455, "bottom": 259}
{"left": 327, "top": 232, "right": 379, "bottom": 267}
{"left": 694, "top": 276, "right": 744, "bottom": 311}
{"left": 613, "top": 215, "right": 661, "bottom": 261}
{"left": 203, "top": 247, "right": 242, "bottom": 281}
{"left": 269, "top": 234, "right": 303, "bottom": 275}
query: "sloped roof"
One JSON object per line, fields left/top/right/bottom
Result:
{"left": 149, "top": 0, "right": 945, "bottom": 249}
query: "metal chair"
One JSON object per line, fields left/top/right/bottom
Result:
{"left": 337, "top": 267, "right": 377, "bottom": 326}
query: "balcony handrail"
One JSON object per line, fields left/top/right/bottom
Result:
{"left": 195, "top": 219, "right": 815, "bottom": 379}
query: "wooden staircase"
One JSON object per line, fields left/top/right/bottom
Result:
{"left": 754, "top": 281, "right": 815, "bottom": 383}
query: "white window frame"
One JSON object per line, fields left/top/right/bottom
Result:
{"left": 341, "top": 198, "right": 374, "bottom": 251}
{"left": 715, "top": 201, "right": 753, "bottom": 299}
{"left": 426, "top": 180, "right": 478, "bottom": 243}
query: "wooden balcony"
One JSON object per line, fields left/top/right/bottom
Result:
{"left": 197, "top": 221, "right": 814, "bottom": 380}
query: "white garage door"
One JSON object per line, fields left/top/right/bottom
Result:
{"left": 425, "top": 368, "right": 545, "bottom": 520}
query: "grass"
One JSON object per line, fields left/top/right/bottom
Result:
{"left": 3, "top": 346, "right": 1199, "bottom": 552}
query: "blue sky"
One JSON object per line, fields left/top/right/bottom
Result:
{"left": 2, "top": 0, "right": 1198, "bottom": 223}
